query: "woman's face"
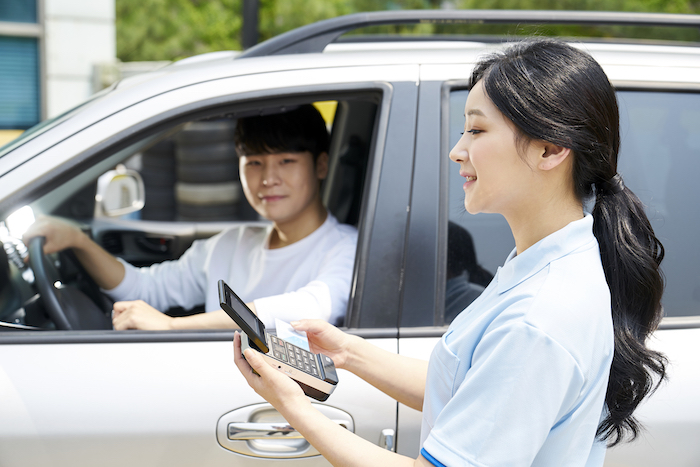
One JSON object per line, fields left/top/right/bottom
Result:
{"left": 239, "top": 150, "right": 328, "bottom": 225}
{"left": 449, "top": 81, "right": 544, "bottom": 219}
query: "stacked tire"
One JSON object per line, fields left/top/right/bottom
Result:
{"left": 174, "top": 121, "right": 244, "bottom": 222}
{"left": 140, "top": 138, "right": 177, "bottom": 221}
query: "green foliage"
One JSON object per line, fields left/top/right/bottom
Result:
{"left": 451, "top": 0, "right": 700, "bottom": 42}
{"left": 116, "top": 0, "right": 700, "bottom": 62}
{"left": 257, "top": 0, "right": 353, "bottom": 41}
{"left": 117, "top": 0, "right": 243, "bottom": 61}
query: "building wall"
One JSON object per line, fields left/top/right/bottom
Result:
{"left": 0, "top": 0, "right": 115, "bottom": 146}
{"left": 44, "top": 0, "right": 115, "bottom": 118}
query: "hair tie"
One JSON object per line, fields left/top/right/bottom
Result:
{"left": 598, "top": 173, "right": 624, "bottom": 195}
{"left": 608, "top": 174, "right": 625, "bottom": 194}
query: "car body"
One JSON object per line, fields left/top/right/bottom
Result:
{"left": 1, "top": 10, "right": 699, "bottom": 467}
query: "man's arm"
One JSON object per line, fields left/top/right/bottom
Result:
{"left": 112, "top": 303, "right": 257, "bottom": 331}
{"left": 169, "top": 305, "right": 256, "bottom": 330}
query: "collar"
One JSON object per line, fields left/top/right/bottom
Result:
{"left": 263, "top": 212, "right": 336, "bottom": 251}
{"left": 496, "top": 214, "right": 596, "bottom": 294}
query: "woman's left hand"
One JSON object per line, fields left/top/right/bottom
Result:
{"left": 233, "top": 332, "right": 310, "bottom": 412}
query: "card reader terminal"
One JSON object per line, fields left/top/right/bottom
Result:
{"left": 219, "top": 279, "right": 338, "bottom": 401}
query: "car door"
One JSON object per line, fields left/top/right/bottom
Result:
{"left": 0, "top": 62, "right": 420, "bottom": 466}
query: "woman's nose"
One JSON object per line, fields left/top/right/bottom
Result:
{"left": 449, "top": 135, "right": 469, "bottom": 163}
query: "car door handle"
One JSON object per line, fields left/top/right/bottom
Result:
{"left": 228, "top": 420, "right": 350, "bottom": 440}
{"left": 228, "top": 422, "right": 302, "bottom": 440}
{"left": 217, "top": 403, "right": 355, "bottom": 458}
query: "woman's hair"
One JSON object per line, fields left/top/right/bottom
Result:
{"left": 468, "top": 39, "right": 666, "bottom": 446}
{"left": 234, "top": 104, "right": 329, "bottom": 162}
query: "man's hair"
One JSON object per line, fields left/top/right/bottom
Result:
{"left": 234, "top": 104, "right": 330, "bottom": 161}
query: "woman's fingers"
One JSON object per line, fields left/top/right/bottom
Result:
{"left": 291, "top": 319, "right": 328, "bottom": 334}
{"left": 233, "top": 332, "right": 258, "bottom": 381}
{"left": 233, "top": 332, "right": 308, "bottom": 409}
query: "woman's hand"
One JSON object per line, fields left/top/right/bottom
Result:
{"left": 112, "top": 300, "right": 173, "bottom": 330}
{"left": 233, "top": 331, "right": 309, "bottom": 412}
{"left": 291, "top": 319, "right": 357, "bottom": 370}
{"left": 22, "top": 215, "right": 85, "bottom": 254}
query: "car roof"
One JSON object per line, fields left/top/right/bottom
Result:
{"left": 3, "top": 10, "right": 699, "bottom": 161}
{"left": 117, "top": 39, "right": 700, "bottom": 87}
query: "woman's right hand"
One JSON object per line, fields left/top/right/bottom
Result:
{"left": 22, "top": 215, "right": 85, "bottom": 254}
{"left": 291, "top": 319, "right": 358, "bottom": 370}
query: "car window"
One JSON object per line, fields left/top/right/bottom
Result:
{"left": 0, "top": 93, "right": 379, "bottom": 330}
{"left": 444, "top": 90, "right": 508, "bottom": 324}
{"left": 444, "top": 89, "right": 700, "bottom": 322}
{"left": 617, "top": 90, "right": 700, "bottom": 318}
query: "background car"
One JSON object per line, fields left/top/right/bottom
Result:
{"left": 0, "top": 10, "right": 699, "bottom": 466}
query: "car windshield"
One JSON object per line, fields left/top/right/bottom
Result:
{"left": 0, "top": 87, "right": 112, "bottom": 158}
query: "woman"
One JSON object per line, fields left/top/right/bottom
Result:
{"left": 234, "top": 39, "right": 666, "bottom": 466}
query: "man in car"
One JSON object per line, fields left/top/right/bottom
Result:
{"left": 23, "top": 104, "right": 358, "bottom": 331}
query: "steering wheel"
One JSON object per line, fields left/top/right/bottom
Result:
{"left": 27, "top": 236, "right": 112, "bottom": 330}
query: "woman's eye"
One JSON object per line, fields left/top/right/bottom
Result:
{"left": 466, "top": 129, "right": 482, "bottom": 135}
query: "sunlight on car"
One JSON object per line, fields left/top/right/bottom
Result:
{"left": 5, "top": 205, "right": 35, "bottom": 239}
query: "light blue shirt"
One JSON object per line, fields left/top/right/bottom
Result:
{"left": 421, "top": 215, "right": 614, "bottom": 466}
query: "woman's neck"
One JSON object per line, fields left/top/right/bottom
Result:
{"left": 506, "top": 199, "right": 584, "bottom": 256}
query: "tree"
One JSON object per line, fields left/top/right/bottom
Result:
{"left": 117, "top": 0, "right": 243, "bottom": 62}
{"left": 116, "top": 0, "right": 700, "bottom": 62}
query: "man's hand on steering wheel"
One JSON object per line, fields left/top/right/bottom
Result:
{"left": 23, "top": 215, "right": 86, "bottom": 256}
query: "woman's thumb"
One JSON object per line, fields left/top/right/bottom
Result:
{"left": 243, "top": 348, "right": 268, "bottom": 374}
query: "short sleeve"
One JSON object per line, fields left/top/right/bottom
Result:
{"left": 422, "top": 321, "right": 585, "bottom": 466}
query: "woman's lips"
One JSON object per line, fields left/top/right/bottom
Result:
{"left": 462, "top": 175, "right": 476, "bottom": 190}
{"left": 261, "top": 195, "right": 285, "bottom": 202}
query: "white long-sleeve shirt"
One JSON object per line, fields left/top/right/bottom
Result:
{"left": 104, "top": 214, "right": 357, "bottom": 328}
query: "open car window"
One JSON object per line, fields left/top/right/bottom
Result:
{"left": 0, "top": 91, "right": 381, "bottom": 331}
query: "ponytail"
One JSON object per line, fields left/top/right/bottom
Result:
{"left": 592, "top": 178, "right": 667, "bottom": 445}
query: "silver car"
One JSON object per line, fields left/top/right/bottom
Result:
{"left": 1, "top": 10, "right": 699, "bottom": 466}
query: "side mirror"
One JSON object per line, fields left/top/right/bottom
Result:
{"left": 95, "top": 165, "right": 145, "bottom": 217}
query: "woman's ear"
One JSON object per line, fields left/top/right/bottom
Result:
{"left": 316, "top": 152, "right": 329, "bottom": 180}
{"left": 538, "top": 143, "right": 571, "bottom": 171}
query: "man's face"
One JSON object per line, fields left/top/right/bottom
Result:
{"left": 239, "top": 150, "right": 328, "bottom": 225}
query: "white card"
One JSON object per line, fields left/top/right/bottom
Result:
{"left": 275, "top": 318, "right": 310, "bottom": 351}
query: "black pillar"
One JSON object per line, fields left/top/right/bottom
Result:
{"left": 242, "top": 0, "right": 259, "bottom": 50}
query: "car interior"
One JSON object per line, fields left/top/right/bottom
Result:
{"left": 0, "top": 92, "right": 381, "bottom": 331}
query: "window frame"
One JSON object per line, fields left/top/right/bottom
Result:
{"left": 0, "top": 81, "right": 407, "bottom": 343}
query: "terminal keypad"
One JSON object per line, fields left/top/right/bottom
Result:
{"left": 268, "top": 335, "right": 319, "bottom": 377}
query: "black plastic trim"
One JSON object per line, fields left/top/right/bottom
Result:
{"left": 658, "top": 316, "right": 700, "bottom": 330}
{"left": 351, "top": 81, "right": 419, "bottom": 329}
{"left": 399, "top": 326, "right": 449, "bottom": 339}
{"left": 239, "top": 10, "right": 700, "bottom": 58}
{"left": 395, "top": 314, "right": 700, "bottom": 339}
{"left": 0, "top": 327, "right": 398, "bottom": 345}
{"left": 399, "top": 80, "right": 444, "bottom": 328}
